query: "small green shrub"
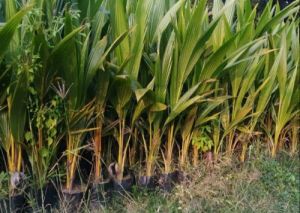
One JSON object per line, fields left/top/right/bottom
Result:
{"left": 0, "top": 171, "right": 8, "bottom": 198}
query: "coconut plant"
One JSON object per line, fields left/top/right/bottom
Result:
{"left": 0, "top": 2, "right": 32, "bottom": 195}
{"left": 4, "top": 0, "right": 89, "bottom": 198}
{"left": 177, "top": 0, "right": 240, "bottom": 166}
{"left": 107, "top": 0, "right": 153, "bottom": 184}
{"left": 84, "top": 1, "right": 130, "bottom": 183}
{"left": 88, "top": 0, "right": 110, "bottom": 183}
{"left": 172, "top": 0, "right": 237, "bottom": 169}
{"left": 163, "top": 0, "right": 210, "bottom": 174}
{"left": 53, "top": 2, "right": 127, "bottom": 192}
{"left": 16, "top": 2, "right": 67, "bottom": 195}
{"left": 47, "top": 7, "right": 93, "bottom": 193}
{"left": 225, "top": 0, "right": 294, "bottom": 161}
{"left": 271, "top": 32, "right": 299, "bottom": 157}
{"left": 131, "top": 0, "right": 186, "bottom": 184}
{"left": 132, "top": 33, "right": 174, "bottom": 181}
{"left": 152, "top": 0, "right": 220, "bottom": 175}
{"left": 199, "top": 1, "right": 300, "bottom": 158}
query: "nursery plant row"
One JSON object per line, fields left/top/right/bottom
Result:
{"left": 0, "top": 0, "right": 299, "bottom": 211}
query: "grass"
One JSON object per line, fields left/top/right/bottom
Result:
{"left": 0, "top": 145, "right": 299, "bottom": 213}
{"left": 91, "top": 152, "right": 299, "bottom": 213}
{"left": 0, "top": 149, "right": 299, "bottom": 213}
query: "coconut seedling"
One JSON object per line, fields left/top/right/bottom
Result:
{"left": 107, "top": 0, "right": 152, "bottom": 183}
{"left": 77, "top": 0, "right": 111, "bottom": 183}
{"left": 126, "top": 0, "right": 171, "bottom": 172}
{"left": 47, "top": 1, "right": 130, "bottom": 185}
{"left": 0, "top": 4, "right": 32, "bottom": 200}
{"left": 221, "top": 53, "right": 267, "bottom": 156}
{"left": 176, "top": 0, "right": 238, "bottom": 167}
{"left": 93, "top": 71, "right": 134, "bottom": 185}
{"left": 288, "top": 23, "right": 300, "bottom": 156}
{"left": 137, "top": 0, "right": 185, "bottom": 181}
{"left": 132, "top": 33, "right": 174, "bottom": 180}
{"left": 89, "top": 12, "right": 130, "bottom": 183}
{"left": 131, "top": 0, "right": 182, "bottom": 177}
{"left": 161, "top": 0, "right": 228, "bottom": 174}
{"left": 0, "top": 46, "right": 30, "bottom": 210}
{"left": 15, "top": 2, "right": 70, "bottom": 196}
{"left": 237, "top": 0, "right": 299, "bottom": 160}
{"left": 64, "top": 108, "right": 94, "bottom": 192}
{"left": 59, "top": 1, "right": 109, "bottom": 186}
{"left": 179, "top": 107, "right": 197, "bottom": 168}
{"left": 271, "top": 31, "right": 299, "bottom": 157}
{"left": 163, "top": 0, "right": 209, "bottom": 175}
{"left": 47, "top": 7, "right": 96, "bottom": 192}
{"left": 234, "top": 41, "right": 284, "bottom": 162}
{"left": 0, "top": 110, "right": 25, "bottom": 196}
{"left": 189, "top": 0, "right": 260, "bottom": 162}
{"left": 176, "top": 0, "right": 236, "bottom": 168}
{"left": 222, "top": 0, "right": 299, "bottom": 159}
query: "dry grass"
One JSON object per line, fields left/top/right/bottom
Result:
{"left": 1, "top": 152, "right": 298, "bottom": 213}
{"left": 96, "top": 152, "right": 299, "bottom": 213}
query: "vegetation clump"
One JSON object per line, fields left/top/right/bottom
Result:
{"left": 0, "top": 0, "right": 299, "bottom": 211}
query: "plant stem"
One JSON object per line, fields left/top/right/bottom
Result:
{"left": 240, "top": 143, "right": 247, "bottom": 162}
{"left": 117, "top": 118, "right": 125, "bottom": 181}
{"left": 192, "top": 145, "right": 199, "bottom": 167}
{"left": 146, "top": 129, "right": 160, "bottom": 177}
{"left": 129, "top": 128, "right": 138, "bottom": 166}
{"left": 38, "top": 127, "right": 43, "bottom": 150}
{"left": 165, "top": 124, "right": 174, "bottom": 173}
{"left": 272, "top": 129, "right": 280, "bottom": 158}
{"left": 290, "top": 119, "right": 298, "bottom": 156}
{"left": 66, "top": 134, "right": 76, "bottom": 191}
{"left": 94, "top": 122, "right": 102, "bottom": 182}
{"left": 17, "top": 145, "right": 22, "bottom": 172}
{"left": 226, "top": 131, "right": 235, "bottom": 157}
{"left": 180, "top": 134, "right": 191, "bottom": 169}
